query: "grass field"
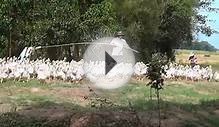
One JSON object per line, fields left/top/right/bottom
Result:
{"left": 0, "top": 80, "right": 219, "bottom": 127}
{"left": 175, "top": 49, "right": 219, "bottom": 71}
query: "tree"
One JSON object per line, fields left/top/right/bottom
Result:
{"left": 0, "top": 0, "right": 217, "bottom": 60}
{"left": 0, "top": 0, "right": 118, "bottom": 60}
{"left": 0, "top": 0, "right": 29, "bottom": 57}
{"left": 154, "top": 0, "right": 195, "bottom": 60}
{"left": 113, "top": 0, "right": 164, "bottom": 62}
{"left": 113, "top": 0, "right": 217, "bottom": 62}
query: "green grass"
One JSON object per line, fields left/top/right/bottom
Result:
{"left": 0, "top": 79, "right": 81, "bottom": 88}
{"left": 0, "top": 80, "right": 219, "bottom": 110}
{"left": 0, "top": 80, "right": 219, "bottom": 127}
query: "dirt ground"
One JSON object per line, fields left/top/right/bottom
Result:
{"left": 14, "top": 102, "right": 219, "bottom": 127}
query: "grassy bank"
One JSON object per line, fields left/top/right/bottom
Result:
{"left": 0, "top": 80, "right": 218, "bottom": 126}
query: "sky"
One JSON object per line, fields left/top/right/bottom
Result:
{"left": 198, "top": 0, "right": 219, "bottom": 49}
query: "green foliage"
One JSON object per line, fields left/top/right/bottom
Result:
{"left": 154, "top": 0, "right": 195, "bottom": 60}
{"left": 0, "top": 0, "right": 217, "bottom": 60}
{"left": 113, "top": 0, "right": 164, "bottom": 61}
{"left": 0, "top": 0, "right": 118, "bottom": 59}
{"left": 147, "top": 54, "right": 167, "bottom": 80}
{"left": 113, "top": 0, "right": 217, "bottom": 62}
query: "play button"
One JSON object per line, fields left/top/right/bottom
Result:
{"left": 83, "top": 37, "right": 135, "bottom": 89}
{"left": 105, "top": 52, "right": 117, "bottom": 75}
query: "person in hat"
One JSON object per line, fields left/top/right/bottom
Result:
{"left": 110, "top": 31, "right": 128, "bottom": 56}
{"left": 115, "top": 31, "right": 125, "bottom": 39}
{"left": 188, "top": 52, "right": 197, "bottom": 68}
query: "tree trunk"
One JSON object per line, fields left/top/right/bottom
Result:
{"left": 7, "top": 30, "right": 12, "bottom": 58}
{"left": 73, "top": 45, "right": 80, "bottom": 61}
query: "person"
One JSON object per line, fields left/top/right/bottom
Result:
{"left": 188, "top": 52, "right": 197, "bottom": 68}
{"left": 110, "top": 31, "right": 128, "bottom": 56}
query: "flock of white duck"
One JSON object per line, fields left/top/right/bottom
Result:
{"left": 134, "top": 62, "right": 219, "bottom": 81}
{"left": 0, "top": 57, "right": 219, "bottom": 83}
